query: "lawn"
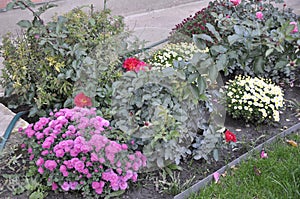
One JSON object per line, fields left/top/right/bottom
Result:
{"left": 190, "top": 132, "right": 300, "bottom": 199}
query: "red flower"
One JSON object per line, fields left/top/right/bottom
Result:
{"left": 123, "top": 57, "right": 148, "bottom": 72}
{"left": 225, "top": 130, "right": 237, "bottom": 143}
{"left": 74, "top": 92, "right": 92, "bottom": 107}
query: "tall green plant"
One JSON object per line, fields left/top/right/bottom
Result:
{"left": 0, "top": 0, "right": 129, "bottom": 117}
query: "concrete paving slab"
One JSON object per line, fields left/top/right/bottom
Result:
{"left": 0, "top": 103, "right": 28, "bottom": 140}
{"left": 124, "top": 1, "right": 209, "bottom": 45}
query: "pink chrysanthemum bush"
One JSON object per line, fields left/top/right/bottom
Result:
{"left": 19, "top": 106, "right": 147, "bottom": 198}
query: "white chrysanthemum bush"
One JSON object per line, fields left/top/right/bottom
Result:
{"left": 147, "top": 42, "right": 205, "bottom": 68}
{"left": 225, "top": 75, "right": 284, "bottom": 124}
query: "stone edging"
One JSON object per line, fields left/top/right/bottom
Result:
{"left": 174, "top": 122, "right": 300, "bottom": 199}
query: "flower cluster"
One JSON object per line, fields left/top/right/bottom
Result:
{"left": 256, "top": 11, "right": 263, "bottom": 20}
{"left": 19, "top": 106, "right": 147, "bottom": 197}
{"left": 225, "top": 75, "right": 284, "bottom": 124}
{"left": 123, "top": 57, "right": 148, "bottom": 72}
{"left": 169, "top": 1, "right": 222, "bottom": 43}
{"left": 147, "top": 42, "right": 204, "bottom": 68}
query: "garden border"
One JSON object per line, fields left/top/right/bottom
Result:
{"left": 174, "top": 122, "right": 300, "bottom": 199}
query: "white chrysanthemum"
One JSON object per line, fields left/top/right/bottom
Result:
{"left": 227, "top": 91, "right": 233, "bottom": 97}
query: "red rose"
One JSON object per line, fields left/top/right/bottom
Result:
{"left": 123, "top": 57, "right": 148, "bottom": 72}
{"left": 225, "top": 130, "right": 237, "bottom": 142}
{"left": 74, "top": 92, "right": 92, "bottom": 107}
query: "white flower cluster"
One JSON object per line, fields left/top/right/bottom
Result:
{"left": 225, "top": 75, "right": 284, "bottom": 123}
{"left": 147, "top": 42, "right": 205, "bottom": 68}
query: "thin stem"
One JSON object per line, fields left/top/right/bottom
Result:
{"left": 18, "top": 0, "right": 44, "bottom": 24}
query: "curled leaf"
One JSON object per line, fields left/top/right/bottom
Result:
{"left": 253, "top": 166, "right": 261, "bottom": 176}
{"left": 286, "top": 140, "right": 298, "bottom": 147}
{"left": 221, "top": 171, "right": 227, "bottom": 177}
{"left": 230, "top": 165, "right": 238, "bottom": 170}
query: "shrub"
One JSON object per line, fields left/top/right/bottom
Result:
{"left": 111, "top": 56, "right": 226, "bottom": 168}
{"left": 146, "top": 42, "right": 204, "bottom": 68}
{"left": 225, "top": 75, "right": 284, "bottom": 124}
{"left": 172, "top": 0, "right": 300, "bottom": 84}
{"left": 18, "top": 98, "right": 146, "bottom": 198}
{"left": 0, "top": 0, "right": 128, "bottom": 117}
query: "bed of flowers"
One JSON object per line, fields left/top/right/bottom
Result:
{"left": 0, "top": 0, "right": 300, "bottom": 198}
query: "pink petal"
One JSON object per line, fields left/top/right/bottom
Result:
{"left": 213, "top": 172, "right": 220, "bottom": 183}
{"left": 260, "top": 150, "right": 268, "bottom": 159}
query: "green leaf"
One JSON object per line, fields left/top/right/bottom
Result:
{"left": 167, "top": 164, "right": 183, "bottom": 171}
{"left": 65, "top": 69, "right": 74, "bottom": 79}
{"left": 197, "top": 76, "right": 207, "bottom": 94}
{"left": 17, "top": 20, "right": 32, "bottom": 28}
{"left": 193, "top": 35, "right": 207, "bottom": 50}
{"left": 254, "top": 56, "right": 265, "bottom": 74}
{"left": 177, "top": 70, "right": 186, "bottom": 80}
{"left": 63, "top": 98, "right": 73, "bottom": 107}
{"left": 157, "top": 157, "right": 164, "bottom": 168}
{"left": 195, "top": 34, "right": 214, "bottom": 43}
{"left": 104, "top": 190, "right": 125, "bottom": 199}
{"left": 198, "top": 58, "right": 213, "bottom": 74}
{"left": 209, "top": 65, "right": 218, "bottom": 83}
{"left": 191, "top": 52, "right": 209, "bottom": 65}
{"left": 188, "top": 73, "right": 198, "bottom": 83}
{"left": 265, "top": 48, "right": 274, "bottom": 57}
{"left": 228, "top": 34, "right": 242, "bottom": 45}
{"left": 275, "top": 60, "right": 288, "bottom": 69}
{"left": 29, "top": 191, "right": 44, "bottom": 199}
{"left": 206, "top": 23, "right": 221, "bottom": 41}
{"left": 89, "top": 18, "right": 96, "bottom": 26}
{"left": 233, "top": 25, "right": 245, "bottom": 35}
{"left": 189, "top": 84, "right": 200, "bottom": 99}
{"left": 213, "top": 149, "right": 219, "bottom": 161}
{"left": 162, "top": 67, "right": 176, "bottom": 77}
{"left": 6, "top": 2, "right": 15, "bottom": 10}
{"left": 16, "top": 1, "right": 26, "bottom": 9}
{"left": 28, "top": 106, "right": 38, "bottom": 118}
{"left": 216, "top": 54, "right": 227, "bottom": 71}
{"left": 210, "top": 45, "right": 227, "bottom": 56}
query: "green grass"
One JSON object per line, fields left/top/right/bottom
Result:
{"left": 190, "top": 133, "right": 300, "bottom": 199}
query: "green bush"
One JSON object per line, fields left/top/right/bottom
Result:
{"left": 172, "top": 0, "right": 300, "bottom": 84}
{"left": 0, "top": 1, "right": 129, "bottom": 117}
{"left": 111, "top": 52, "right": 225, "bottom": 168}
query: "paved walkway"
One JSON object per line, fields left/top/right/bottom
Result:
{"left": 0, "top": 0, "right": 299, "bottom": 138}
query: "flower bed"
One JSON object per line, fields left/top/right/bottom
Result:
{"left": 0, "top": 0, "right": 300, "bottom": 198}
